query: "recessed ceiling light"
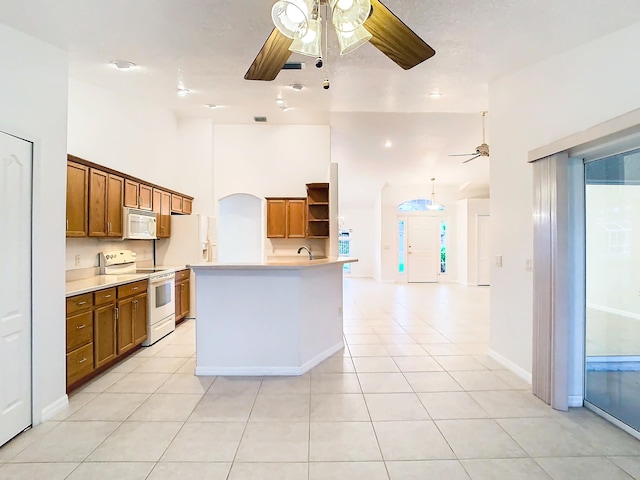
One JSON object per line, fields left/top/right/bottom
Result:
{"left": 429, "top": 91, "right": 443, "bottom": 99}
{"left": 110, "top": 60, "right": 137, "bottom": 70}
{"left": 384, "top": 140, "right": 393, "bottom": 148}
{"left": 206, "top": 104, "right": 219, "bottom": 109}
{"left": 289, "top": 83, "right": 305, "bottom": 91}
{"left": 177, "top": 87, "right": 190, "bottom": 97}
{"left": 276, "top": 97, "right": 286, "bottom": 106}
{"left": 281, "top": 106, "right": 292, "bottom": 112}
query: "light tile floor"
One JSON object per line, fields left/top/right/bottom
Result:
{"left": 2, "top": 279, "right": 640, "bottom": 479}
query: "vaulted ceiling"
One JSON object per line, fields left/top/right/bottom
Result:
{"left": 2, "top": 1, "right": 640, "bottom": 206}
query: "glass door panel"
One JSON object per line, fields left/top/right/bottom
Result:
{"left": 585, "top": 148, "right": 640, "bottom": 431}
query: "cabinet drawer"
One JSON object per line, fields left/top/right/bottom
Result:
{"left": 66, "top": 292, "right": 93, "bottom": 315}
{"left": 175, "top": 269, "right": 190, "bottom": 282}
{"left": 66, "top": 343, "right": 94, "bottom": 385}
{"left": 118, "top": 280, "right": 148, "bottom": 298}
{"left": 66, "top": 311, "right": 93, "bottom": 352}
{"left": 94, "top": 288, "right": 116, "bottom": 306}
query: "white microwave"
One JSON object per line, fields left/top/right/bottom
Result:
{"left": 123, "top": 207, "right": 157, "bottom": 240}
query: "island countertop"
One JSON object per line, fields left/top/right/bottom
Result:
{"left": 189, "top": 256, "right": 357, "bottom": 270}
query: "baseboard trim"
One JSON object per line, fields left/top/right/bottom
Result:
{"left": 488, "top": 349, "right": 533, "bottom": 384}
{"left": 195, "top": 341, "right": 345, "bottom": 377}
{"left": 40, "top": 394, "right": 69, "bottom": 423}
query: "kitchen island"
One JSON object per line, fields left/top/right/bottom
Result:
{"left": 190, "top": 257, "right": 357, "bottom": 376}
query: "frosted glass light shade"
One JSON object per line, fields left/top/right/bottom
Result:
{"left": 330, "top": 0, "right": 371, "bottom": 32}
{"left": 271, "top": 0, "right": 312, "bottom": 39}
{"left": 336, "top": 24, "right": 372, "bottom": 55}
{"left": 289, "top": 17, "right": 322, "bottom": 57}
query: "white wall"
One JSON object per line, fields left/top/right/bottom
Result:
{"left": 380, "top": 184, "right": 459, "bottom": 283}
{"left": 488, "top": 22, "right": 640, "bottom": 375}
{"left": 456, "top": 200, "right": 469, "bottom": 284}
{"left": 213, "top": 125, "right": 331, "bottom": 255}
{"left": 177, "top": 118, "right": 214, "bottom": 216}
{"left": 340, "top": 207, "right": 376, "bottom": 277}
{"left": 67, "top": 79, "right": 180, "bottom": 189}
{"left": 0, "top": 23, "right": 68, "bottom": 422}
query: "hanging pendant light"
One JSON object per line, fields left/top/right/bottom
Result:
{"left": 427, "top": 178, "right": 445, "bottom": 211}
{"left": 336, "top": 23, "right": 372, "bottom": 55}
{"left": 271, "top": 0, "right": 313, "bottom": 38}
{"left": 289, "top": 16, "right": 322, "bottom": 57}
{"left": 330, "top": 0, "right": 371, "bottom": 32}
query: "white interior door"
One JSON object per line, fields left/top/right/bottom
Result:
{"left": 477, "top": 215, "right": 491, "bottom": 286}
{"left": 0, "top": 131, "right": 32, "bottom": 447}
{"left": 407, "top": 216, "right": 440, "bottom": 283}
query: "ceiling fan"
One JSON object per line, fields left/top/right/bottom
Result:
{"left": 449, "top": 111, "right": 490, "bottom": 163}
{"left": 245, "top": 0, "right": 436, "bottom": 81}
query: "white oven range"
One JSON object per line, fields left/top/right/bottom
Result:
{"left": 100, "top": 250, "right": 176, "bottom": 346}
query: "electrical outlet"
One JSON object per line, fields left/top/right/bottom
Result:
{"left": 525, "top": 258, "right": 533, "bottom": 272}
{"left": 75, "top": 255, "right": 81, "bottom": 267}
{"left": 495, "top": 255, "right": 502, "bottom": 267}
{"left": 338, "top": 306, "right": 343, "bottom": 316}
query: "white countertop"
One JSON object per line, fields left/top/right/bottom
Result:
{"left": 65, "top": 264, "right": 190, "bottom": 297}
{"left": 189, "top": 257, "right": 358, "bottom": 271}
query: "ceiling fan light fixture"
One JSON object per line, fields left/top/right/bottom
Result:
{"left": 271, "top": 0, "right": 311, "bottom": 38}
{"left": 330, "top": 0, "right": 371, "bottom": 32}
{"left": 336, "top": 24, "right": 372, "bottom": 55}
{"left": 289, "top": 17, "right": 322, "bottom": 57}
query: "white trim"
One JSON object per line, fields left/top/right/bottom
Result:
{"left": 40, "top": 395, "right": 68, "bottom": 422}
{"left": 587, "top": 303, "right": 640, "bottom": 321}
{"left": 568, "top": 395, "right": 583, "bottom": 408}
{"left": 195, "top": 341, "right": 344, "bottom": 377}
{"left": 488, "top": 349, "right": 533, "bottom": 384}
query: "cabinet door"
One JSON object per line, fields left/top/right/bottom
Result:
{"left": 287, "top": 199, "right": 307, "bottom": 238}
{"left": 66, "top": 161, "right": 88, "bottom": 237}
{"left": 123, "top": 179, "right": 139, "bottom": 208}
{"left": 133, "top": 293, "right": 148, "bottom": 345}
{"left": 117, "top": 297, "right": 135, "bottom": 355}
{"left": 107, "top": 174, "right": 124, "bottom": 237}
{"left": 266, "top": 199, "right": 286, "bottom": 238}
{"left": 182, "top": 198, "right": 192, "bottom": 215}
{"left": 139, "top": 184, "right": 153, "bottom": 210}
{"left": 180, "top": 279, "right": 190, "bottom": 318}
{"left": 174, "top": 281, "right": 182, "bottom": 319}
{"left": 88, "top": 168, "right": 108, "bottom": 237}
{"left": 171, "top": 194, "right": 183, "bottom": 213}
{"left": 160, "top": 190, "right": 172, "bottom": 237}
{"left": 94, "top": 303, "right": 117, "bottom": 368}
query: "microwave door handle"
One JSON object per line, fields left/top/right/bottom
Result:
{"left": 150, "top": 218, "right": 157, "bottom": 238}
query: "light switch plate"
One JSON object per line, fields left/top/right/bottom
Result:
{"left": 495, "top": 255, "right": 502, "bottom": 267}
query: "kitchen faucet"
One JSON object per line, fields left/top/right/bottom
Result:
{"left": 297, "top": 246, "right": 313, "bottom": 260}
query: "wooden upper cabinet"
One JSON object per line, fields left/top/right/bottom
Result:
{"left": 66, "top": 161, "right": 88, "bottom": 237}
{"left": 88, "top": 168, "right": 108, "bottom": 237}
{"left": 171, "top": 194, "right": 183, "bottom": 213}
{"left": 88, "top": 168, "right": 123, "bottom": 237}
{"left": 139, "top": 184, "right": 153, "bottom": 210}
{"left": 287, "top": 199, "right": 307, "bottom": 238}
{"left": 266, "top": 198, "right": 306, "bottom": 238}
{"left": 182, "top": 197, "right": 193, "bottom": 215}
{"left": 124, "top": 179, "right": 153, "bottom": 210}
{"left": 153, "top": 188, "right": 171, "bottom": 238}
{"left": 266, "top": 199, "right": 287, "bottom": 238}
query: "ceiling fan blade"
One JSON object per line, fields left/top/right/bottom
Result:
{"left": 244, "top": 28, "right": 293, "bottom": 81}
{"left": 448, "top": 153, "right": 477, "bottom": 157}
{"left": 364, "top": 0, "right": 436, "bottom": 70}
{"left": 463, "top": 155, "right": 482, "bottom": 163}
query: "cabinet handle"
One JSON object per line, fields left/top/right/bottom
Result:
{"left": 115, "top": 307, "right": 119, "bottom": 320}
{"left": 66, "top": 219, "right": 69, "bottom": 230}
{"left": 133, "top": 287, "right": 138, "bottom": 290}
{"left": 76, "top": 324, "right": 86, "bottom": 330}
{"left": 103, "top": 294, "right": 111, "bottom": 298}
{"left": 77, "top": 301, "right": 87, "bottom": 306}
{"left": 78, "top": 358, "right": 87, "bottom": 364}
{"left": 138, "top": 195, "right": 142, "bottom": 207}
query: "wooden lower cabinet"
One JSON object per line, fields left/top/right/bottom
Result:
{"left": 94, "top": 303, "right": 117, "bottom": 369}
{"left": 66, "top": 280, "right": 149, "bottom": 391}
{"left": 175, "top": 268, "right": 190, "bottom": 324}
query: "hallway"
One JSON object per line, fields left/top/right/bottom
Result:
{"left": 1, "top": 279, "right": 640, "bottom": 479}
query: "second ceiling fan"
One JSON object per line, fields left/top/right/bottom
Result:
{"left": 245, "top": 0, "right": 436, "bottom": 81}
{"left": 449, "top": 112, "right": 490, "bottom": 163}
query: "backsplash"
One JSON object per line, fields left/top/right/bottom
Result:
{"left": 66, "top": 237, "right": 154, "bottom": 281}
{"left": 266, "top": 238, "right": 327, "bottom": 258}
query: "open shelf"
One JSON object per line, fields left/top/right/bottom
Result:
{"left": 306, "top": 183, "right": 329, "bottom": 238}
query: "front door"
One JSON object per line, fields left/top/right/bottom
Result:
{"left": 0, "top": 131, "right": 33, "bottom": 446}
{"left": 407, "top": 216, "right": 440, "bottom": 283}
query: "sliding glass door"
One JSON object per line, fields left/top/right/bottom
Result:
{"left": 584, "top": 148, "right": 640, "bottom": 431}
